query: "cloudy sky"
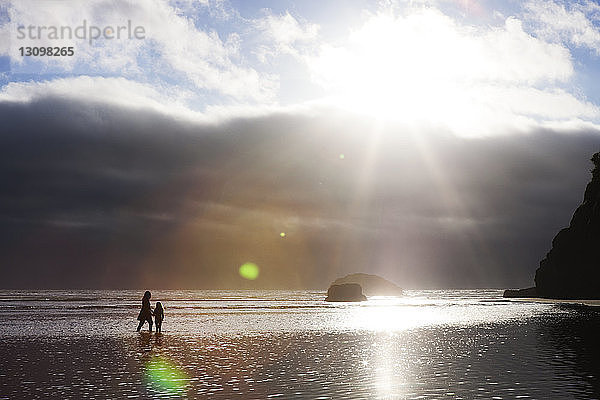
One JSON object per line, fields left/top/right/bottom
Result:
{"left": 1, "top": 0, "right": 600, "bottom": 289}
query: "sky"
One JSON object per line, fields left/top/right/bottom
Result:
{"left": 1, "top": 0, "right": 600, "bottom": 289}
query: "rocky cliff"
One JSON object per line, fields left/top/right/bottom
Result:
{"left": 534, "top": 152, "right": 600, "bottom": 299}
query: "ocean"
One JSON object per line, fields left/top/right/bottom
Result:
{"left": 1, "top": 289, "right": 599, "bottom": 399}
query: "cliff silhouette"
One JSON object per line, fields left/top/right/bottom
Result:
{"left": 533, "top": 152, "right": 600, "bottom": 299}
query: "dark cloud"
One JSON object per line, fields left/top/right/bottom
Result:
{"left": 1, "top": 97, "right": 599, "bottom": 289}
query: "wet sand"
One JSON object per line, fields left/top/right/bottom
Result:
{"left": 2, "top": 311, "right": 600, "bottom": 399}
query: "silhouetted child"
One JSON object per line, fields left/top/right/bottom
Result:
{"left": 154, "top": 301, "right": 164, "bottom": 333}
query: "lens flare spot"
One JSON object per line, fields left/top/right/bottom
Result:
{"left": 280, "top": 232, "right": 286, "bottom": 238}
{"left": 145, "top": 356, "right": 187, "bottom": 395}
{"left": 239, "top": 262, "right": 260, "bottom": 280}
{"left": 339, "top": 153, "right": 345, "bottom": 159}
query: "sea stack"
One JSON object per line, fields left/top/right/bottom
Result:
{"left": 325, "top": 283, "right": 367, "bottom": 302}
{"left": 330, "top": 273, "right": 403, "bottom": 296}
{"left": 533, "top": 152, "right": 600, "bottom": 299}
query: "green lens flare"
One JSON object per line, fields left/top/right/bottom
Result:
{"left": 145, "top": 356, "right": 187, "bottom": 395}
{"left": 239, "top": 262, "right": 260, "bottom": 280}
{"left": 280, "top": 232, "right": 286, "bottom": 238}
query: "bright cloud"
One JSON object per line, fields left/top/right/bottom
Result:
{"left": 0, "top": 76, "right": 198, "bottom": 117}
{"left": 302, "top": 8, "right": 596, "bottom": 135}
{"left": 309, "top": 11, "right": 572, "bottom": 87}
{"left": 5, "top": 0, "right": 277, "bottom": 102}
{"left": 525, "top": 0, "right": 600, "bottom": 53}
{"left": 2, "top": 1, "right": 600, "bottom": 136}
{"left": 253, "top": 12, "right": 319, "bottom": 62}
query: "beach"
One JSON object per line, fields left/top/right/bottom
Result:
{"left": 1, "top": 290, "right": 599, "bottom": 399}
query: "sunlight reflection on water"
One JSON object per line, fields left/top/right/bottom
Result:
{"left": 1, "top": 290, "right": 599, "bottom": 399}
{"left": 0, "top": 289, "right": 556, "bottom": 337}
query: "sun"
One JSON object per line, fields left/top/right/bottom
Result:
{"left": 308, "top": 10, "right": 491, "bottom": 134}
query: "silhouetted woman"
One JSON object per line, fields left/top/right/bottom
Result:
{"left": 136, "top": 290, "right": 153, "bottom": 332}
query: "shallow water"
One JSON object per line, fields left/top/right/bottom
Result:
{"left": 1, "top": 290, "right": 599, "bottom": 399}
